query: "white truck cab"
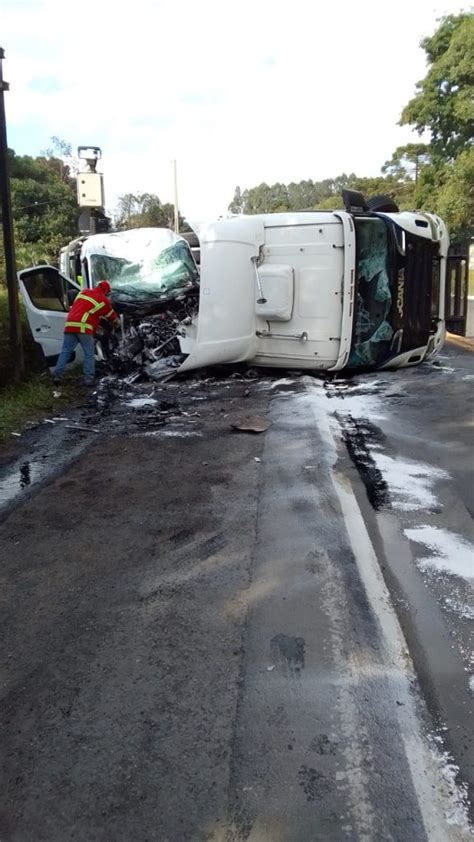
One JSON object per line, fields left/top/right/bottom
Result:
{"left": 179, "top": 208, "right": 448, "bottom": 372}
{"left": 18, "top": 204, "right": 448, "bottom": 375}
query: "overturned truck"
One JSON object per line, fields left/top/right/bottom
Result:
{"left": 19, "top": 192, "right": 449, "bottom": 377}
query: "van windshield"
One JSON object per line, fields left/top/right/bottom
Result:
{"left": 88, "top": 236, "right": 199, "bottom": 315}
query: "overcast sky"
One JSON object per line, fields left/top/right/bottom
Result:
{"left": 2, "top": 0, "right": 465, "bottom": 222}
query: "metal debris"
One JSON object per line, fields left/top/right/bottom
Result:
{"left": 65, "top": 425, "right": 100, "bottom": 434}
{"left": 146, "top": 355, "right": 184, "bottom": 382}
{"left": 106, "top": 295, "right": 199, "bottom": 381}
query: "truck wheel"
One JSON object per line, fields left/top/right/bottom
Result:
{"left": 367, "top": 195, "right": 399, "bottom": 213}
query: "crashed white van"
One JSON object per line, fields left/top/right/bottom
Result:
{"left": 19, "top": 195, "right": 448, "bottom": 376}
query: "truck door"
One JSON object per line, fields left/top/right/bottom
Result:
{"left": 445, "top": 242, "right": 469, "bottom": 336}
{"left": 18, "top": 265, "right": 81, "bottom": 368}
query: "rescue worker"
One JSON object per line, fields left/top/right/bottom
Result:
{"left": 53, "top": 281, "right": 118, "bottom": 386}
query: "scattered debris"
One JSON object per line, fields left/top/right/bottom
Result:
{"left": 20, "top": 462, "right": 31, "bottom": 488}
{"left": 146, "top": 355, "right": 184, "bottom": 381}
{"left": 125, "top": 397, "right": 158, "bottom": 408}
{"left": 65, "top": 425, "right": 100, "bottom": 434}
{"left": 142, "top": 430, "right": 202, "bottom": 438}
{"left": 271, "top": 378, "right": 297, "bottom": 389}
{"left": 106, "top": 295, "right": 199, "bottom": 382}
{"left": 231, "top": 416, "right": 272, "bottom": 433}
{"left": 10, "top": 432, "right": 21, "bottom": 437}
{"left": 52, "top": 390, "right": 62, "bottom": 399}
{"left": 254, "top": 457, "right": 262, "bottom": 463}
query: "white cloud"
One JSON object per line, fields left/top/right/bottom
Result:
{"left": 2, "top": 0, "right": 466, "bottom": 220}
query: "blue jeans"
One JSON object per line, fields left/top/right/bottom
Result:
{"left": 53, "top": 333, "right": 95, "bottom": 382}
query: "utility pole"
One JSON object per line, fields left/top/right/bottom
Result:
{"left": 0, "top": 47, "right": 24, "bottom": 381}
{"left": 172, "top": 159, "right": 179, "bottom": 233}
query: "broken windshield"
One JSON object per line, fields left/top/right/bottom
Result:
{"left": 349, "top": 218, "right": 394, "bottom": 367}
{"left": 85, "top": 229, "right": 199, "bottom": 314}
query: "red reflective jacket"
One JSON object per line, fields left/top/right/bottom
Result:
{"left": 65, "top": 288, "right": 118, "bottom": 334}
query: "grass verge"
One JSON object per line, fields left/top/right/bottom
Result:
{"left": 0, "top": 288, "right": 80, "bottom": 443}
{"left": 0, "top": 375, "right": 79, "bottom": 442}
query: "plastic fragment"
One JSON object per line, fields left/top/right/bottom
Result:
{"left": 231, "top": 416, "right": 272, "bottom": 433}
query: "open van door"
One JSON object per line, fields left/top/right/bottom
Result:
{"left": 18, "top": 265, "right": 81, "bottom": 368}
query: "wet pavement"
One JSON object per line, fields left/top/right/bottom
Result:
{"left": 0, "top": 342, "right": 472, "bottom": 840}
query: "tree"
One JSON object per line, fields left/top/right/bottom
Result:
{"left": 115, "top": 192, "right": 189, "bottom": 232}
{"left": 41, "top": 136, "right": 79, "bottom": 185}
{"left": 228, "top": 185, "right": 243, "bottom": 214}
{"left": 230, "top": 173, "right": 416, "bottom": 215}
{"left": 415, "top": 147, "right": 474, "bottom": 242}
{"left": 5, "top": 149, "right": 78, "bottom": 269}
{"left": 401, "top": 13, "right": 474, "bottom": 160}
{"left": 382, "top": 143, "right": 431, "bottom": 183}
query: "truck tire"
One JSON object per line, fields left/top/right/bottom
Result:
{"left": 367, "top": 195, "right": 399, "bottom": 213}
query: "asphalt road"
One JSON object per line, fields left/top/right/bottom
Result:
{"left": 0, "top": 343, "right": 472, "bottom": 841}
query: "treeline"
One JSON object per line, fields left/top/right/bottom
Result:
{"left": 229, "top": 12, "right": 474, "bottom": 243}
{"left": 228, "top": 168, "right": 419, "bottom": 216}
{"left": 0, "top": 138, "right": 79, "bottom": 277}
{"left": 1, "top": 141, "right": 189, "bottom": 280}
{"left": 114, "top": 193, "right": 191, "bottom": 233}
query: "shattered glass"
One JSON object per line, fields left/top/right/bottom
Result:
{"left": 351, "top": 319, "right": 393, "bottom": 365}
{"left": 349, "top": 218, "right": 394, "bottom": 367}
{"left": 85, "top": 229, "right": 200, "bottom": 381}
{"left": 85, "top": 229, "right": 199, "bottom": 317}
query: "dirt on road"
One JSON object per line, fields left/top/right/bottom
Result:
{"left": 0, "top": 377, "right": 270, "bottom": 841}
{"left": 0, "top": 351, "right": 472, "bottom": 842}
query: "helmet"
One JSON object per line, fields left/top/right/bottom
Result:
{"left": 97, "top": 280, "right": 111, "bottom": 295}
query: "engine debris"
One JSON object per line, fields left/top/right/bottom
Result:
{"left": 104, "top": 294, "right": 199, "bottom": 381}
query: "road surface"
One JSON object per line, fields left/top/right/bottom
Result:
{"left": 0, "top": 340, "right": 472, "bottom": 841}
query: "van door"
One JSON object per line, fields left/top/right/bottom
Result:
{"left": 18, "top": 265, "right": 81, "bottom": 368}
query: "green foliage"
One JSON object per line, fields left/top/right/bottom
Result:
{"left": 0, "top": 142, "right": 79, "bottom": 279}
{"left": 382, "top": 143, "right": 431, "bottom": 182}
{"left": 228, "top": 14, "right": 473, "bottom": 242}
{"left": 229, "top": 173, "right": 416, "bottom": 215}
{"left": 401, "top": 13, "right": 474, "bottom": 160}
{"left": 229, "top": 185, "right": 243, "bottom": 214}
{"left": 116, "top": 192, "right": 190, "bottom": 232}
{"left": 419, "top": 147, "right": 474, "bottom": 242}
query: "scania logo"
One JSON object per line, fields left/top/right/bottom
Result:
{"left": 396, "top": 269, "right": 405, "bottom": 319}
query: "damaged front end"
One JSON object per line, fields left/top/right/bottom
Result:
{"left": 84, "top": 229, "right": 200, "bottom": 380}
{"left": 91, "top": 219, "right": 263, "bottom": 381}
